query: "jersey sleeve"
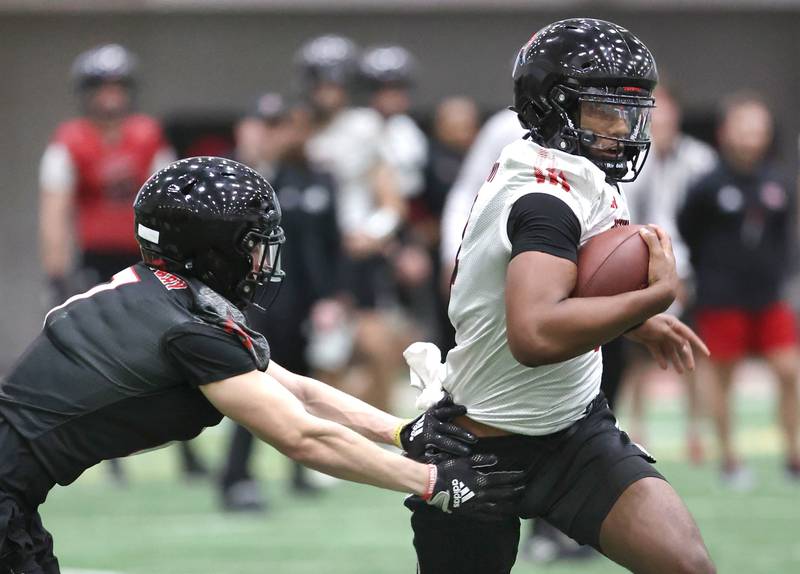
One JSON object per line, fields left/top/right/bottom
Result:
{"left": 506, "top": 193, "right": 581, "bottom": 262}
{"left": 162, "top": 322, "right": 267, "bottom": 387}
{"left": 39, "top": 142, "right": 76, "bottom": 194}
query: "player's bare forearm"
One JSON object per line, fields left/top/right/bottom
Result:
{"left": 513, "top": 287, "right": 672, "bottom": 365}
{"left": 506, "top": 250, "right": 673, "bottom": 367}
{"left": 285, "top": 416, "right": 428, "bottom": 494}
{"left": 39, "top": 190, "right": 73, "bottom": 277}
{"left": 267, "top": 361, "right": 401, "bottom": 445}
{"left": 201, "top": 370, "right": 430, "bottom": 495}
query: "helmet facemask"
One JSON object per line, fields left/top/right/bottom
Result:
{"left": 539, "top": 85, "right": 655, "bottom": 183}
{"left": 235, "top": 225, "right": 286, "bottom": 312}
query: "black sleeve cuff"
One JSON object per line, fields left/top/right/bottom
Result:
{"left": 507, "top": 193, "right": 581, "bottom": 262}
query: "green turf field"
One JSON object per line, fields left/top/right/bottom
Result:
{"left": 42, "top": 387, "right": 800, "bottom": 574}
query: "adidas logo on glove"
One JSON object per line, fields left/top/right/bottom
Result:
{"left": 409, "top": 414, "right": 425, "bottom": 442}
{"left": 451, "top": 479, "right": 475, "bottom": 508}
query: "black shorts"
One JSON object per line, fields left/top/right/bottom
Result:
{"left": 0, "top": 418, "right": 59, "bottom": 574}
{"left": 407, "top": 393, "right": 664, "bottom": 574}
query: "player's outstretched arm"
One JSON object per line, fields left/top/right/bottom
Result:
{"left": 266, "top": 361, "right": 476, "bottom": 456}
{"left": 506, "top": 225, "right": 678, "bottom": 366}
{"left": 266, "top": 360, "right": 401, "bottom": 445}
{"left": 201, "top": 369, "right": 523, "bottom": 514}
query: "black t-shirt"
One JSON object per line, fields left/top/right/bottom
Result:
{"left": 677, "top": 162, "right": 794, "bottom": 309}
{"left": 507, "top": 193, "right": 581, "bottom": 262}
{"left": 0, "top": 263, "right": 270, "bottom": 486}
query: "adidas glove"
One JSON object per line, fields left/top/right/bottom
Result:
{"left": 393, "top": 393, "right": 477, "bottom": 460}
{"left": 423, "top": 454, "right": 526, "bottom": 518}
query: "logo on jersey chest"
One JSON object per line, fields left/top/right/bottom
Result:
{"left": 612, "top": 218, "right": 629, "bottom": 228}
{"left": 153, "top": 270, "right": 187, "bottom": 290}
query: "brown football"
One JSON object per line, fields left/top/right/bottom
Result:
{"left": 573, "top": 224, "right": 650, "bottom": 298}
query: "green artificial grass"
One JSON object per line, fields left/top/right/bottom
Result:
{"left": 41, "top": 392, "right": 799, "bottom": 574}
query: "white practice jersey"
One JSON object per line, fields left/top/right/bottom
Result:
{"left": 306, "top": 107, "right": 387, "bottom": 233}
{"left": 379, "top": 114, "right": 428, "bottom": 199}
{"left": 444, "top": 138, "right": 631, "bottom": 435}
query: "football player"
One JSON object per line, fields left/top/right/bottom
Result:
{"left": 359, "top": 44, "right": 428, "bottom": 199}
{"left": 38, "top": 44, "right": 213, "bottom": 484}
{"left": 298, "top": 35, "right": 409, "bottom": 413}
{"left": 40, "top": 43, "right": 174, "bottom": 300}
{"left": 405, "top": 19, "right": 715, "bottom": 574}
{"left": 0, "top": 157, "right": 524, "bottom": 573}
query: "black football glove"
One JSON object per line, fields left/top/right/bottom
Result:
{"left": 423, "top": 454, "right": 525, "bottom": 518}
{"left": 394, "top": 393, "right": 477, "bottom": 460}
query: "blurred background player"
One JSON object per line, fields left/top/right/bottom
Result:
{"left": 38, "top": 43, "right": 206, "bottom": 484}
{"left": 622, "top": 83, "right": 718, "bottom": 462}
{"left": 219, "top": 95, "right": 344, "bottom": 510}
{"left": 298, "top": 35, "right": 408, "bottom": 412}
{"left": 360, "top": 45, "right": 439, "bottom": 347}
{"left": 360, "top": 45, "right": 428, "bottom": 203}
{"left": 440, "top": 107, "right": 524, "bottom": 287}
{"left": 678, "top": 93, "right": 800, "bottom": 487}
{"left": 415, "top": 96, "right": 480, "bottom": 350}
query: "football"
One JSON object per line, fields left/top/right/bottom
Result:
{"left": 573, "top": 224, "right": 650, "bottom": 298}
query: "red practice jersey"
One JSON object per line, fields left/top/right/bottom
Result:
{"left": 50, "top": 115, "right": 168, "bottom": 254}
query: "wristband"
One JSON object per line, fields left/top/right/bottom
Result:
{"left": 421, "top": 464, "right": 437, "bottom": 501}
{"left": 392, "top": 420, "right": 409, "bottom": 449}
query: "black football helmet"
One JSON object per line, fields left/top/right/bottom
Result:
{"left": 133, "top": 157, "right": 285, "bottom": 310}
{"left": 512, "top": 18, "right": 658, "bottom": 182}
{"left": 295, "top": 34, "right": 359, "bottom": 87}
{"left": 360, "top": 45, "right": 416, "bottom": 89}
{"left": 72, "top": 44, "right": 137, "bottom": 90}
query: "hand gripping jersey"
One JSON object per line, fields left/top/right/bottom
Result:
{"left": 0, "top": 263, "right": 270, "bottom": 487}
{"left": 444, "top": 138, "right": 631, "bottom": 435}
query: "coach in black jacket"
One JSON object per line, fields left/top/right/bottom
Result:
{"left": 678, "top": 93, "right": 800, "bottom": 485}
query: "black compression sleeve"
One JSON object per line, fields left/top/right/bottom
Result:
{"left": 507, "top": 193, "right": 581, "bottom": 262}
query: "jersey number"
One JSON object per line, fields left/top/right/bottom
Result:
{"left": 534, "top": 167, "right": 571, "bottom": 192}
{"left": 44, "top": 267, "right": 141, "bottom": 323}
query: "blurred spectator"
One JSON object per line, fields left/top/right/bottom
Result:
{"left": 38, "top": 44, "right": 205, "bottom": 484}
{"left": 622, "top": 84, "right": 717, "bottom": 462}
{"left": 299, "top": 35, "right": 408, "bottom": 412}
{"left": 678, "top": 93, "right": 800, "bottom": 487}
{"left": 219, "top": 96, "right": 344, "bottom": 510}
{"left": 440, "top": 108, "right": 523, "bottom": 284}
{"left": 416, "top": 96, "right": 480, "bottom": 350}
{"left": 423, "top": 97, "right": 480, "bottom": 230}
